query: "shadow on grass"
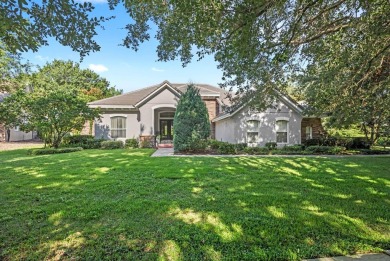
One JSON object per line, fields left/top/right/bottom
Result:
{"left": 0, "top": 149, "right": 389, "bottom": 260}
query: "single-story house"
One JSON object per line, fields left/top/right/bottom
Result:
{"left": 0, "top": 93, "right": 37, "bottom": 142}
{"left": 88, "top": 80, "right": 324, "bottom": 147}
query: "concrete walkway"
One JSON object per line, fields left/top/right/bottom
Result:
{"left": 151, "top": 148, "right": 174, "bottom": 157}
{"left": 304, "top": 253, "right": 390, "bottom": 261}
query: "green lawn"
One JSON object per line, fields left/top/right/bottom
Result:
{"left": 0, "top": 149, "right": 389, "bottom": 260}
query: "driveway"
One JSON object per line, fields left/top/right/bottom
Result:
{"left": 0, "top": 141, "right": 43, "bottom": 151}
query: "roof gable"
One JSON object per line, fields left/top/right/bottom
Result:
{"left": 135, "top": 82, "right": 181, "bottom": 107}
{"left": 212, "top": 91, "right": 305, "bottom": 122}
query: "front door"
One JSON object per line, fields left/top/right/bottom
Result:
{"left": 160, "top": 119, "right": 173, "bottom": 141}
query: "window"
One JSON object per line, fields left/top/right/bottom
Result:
{"left": 276, "top": 120, "right": 288, "bottom": 143}
{"left": 111, "top": 116, "right": 126, "bottom": 138}
{"left": 247, "top": 120, "right": 259, "bottom": 143}
{"left": 14, "top": 126, "right": 20, "bottom": 131}
{"left": 306, "top": 126, "right": 313, "bottom": 139}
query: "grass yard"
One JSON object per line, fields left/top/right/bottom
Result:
{"left": 0, "top": 149, "right": 389, "bottom": 260}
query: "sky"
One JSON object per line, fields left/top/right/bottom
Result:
{"left": 22, "top": 1, "right": 224, "bottom": 93}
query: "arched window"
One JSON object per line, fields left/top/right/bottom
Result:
{"left": 276, "top": 120, "right": 288, "bottom": 143}
{"left": 111, "top": 116, "right": 126, "bottom": 138}
{"left": 247, "top": 120, "right": 259, "bottom": 144}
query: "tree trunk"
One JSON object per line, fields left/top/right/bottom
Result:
{"left": 6, "top": 129, "right": 10, "bottom": 142}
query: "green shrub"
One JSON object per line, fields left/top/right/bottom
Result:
{"left": 62, "top": 139, "right": 104, "bottom": 149}
{"left": 235, "top": 143, "right": 248, "bottom": 152}
{"left": 173, "top": 84, "right": 210, "bottom": 152}
{"left": 358, "top": 149, "right": 390, "bottom": 155}
{"left": 265, "top": 142, "right": 277, "bottom": 149}
{"left": 217, "top": 142, "right": 237, "bottom": 154}
{"left": 244, "top": 147, "right": 270, "bottom": 155}
{"left": 282, "top": 145, "right": 305, "bottom": 151}
{"left": 208, "top": 139, "right": 225, "bottom": 150}
{"left": 28, "top": 147, "right": 83, "bottom": 155}
{"left": 304, "top": 138, "right": 322, "bottom": 146}
{"left": 63, "top": 135, "right": 94, "bottom": 145}
{"left": 125, "top": 138, "right": 139, "bottom": 148}
{"left": 305, "top": 137, "right": 369, "bottom": 149}
{"left": 139, "top": 138, "right": 154, "bottom": 148}
{"left": 347, "top": 137, "right": 370, "bottom": 149}
{"left": 101, "top": 140, "right": 124, "bottom": 149}
{"left": 376, "top": 137, "right": 390, "bottom": 148}
{"left": 305, "top": 146, "right": 345, "bottom": 154}
{"left": 208, "top": 140, "right": 247, "bottom": 154}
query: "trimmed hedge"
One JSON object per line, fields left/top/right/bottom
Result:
{"left": 265, "top": 142, "right": 277, "bottom": 149}
{"left": 208, "top": 140, "right": 225, "bottom": 150}
{"left": 244, "top": 147, "right": 270, "bottom": 155}
{"left": 304, "top": 137, "right": 370, "bottom": 149}
{"left": 101, "top": 140, "right": 124, "bottom": 149}
{"left": 208, "top": 140, "right": 247, "bottom": 154}
{"left": 63, "top": 135, "right": 94, "bottom": 144}
{"left": 28, "top": 147, "right": 83, "bottom": 155}
{"left": 282, "top": 145, "right": 305, "bottom": 151}
{"left": 125, "top": 138, "right": 139, "bottom": 148}
{"left": 62, "top": 139, "right": 104, "bottom": 149}
{"left": 217, "top": 142, "right": 237, "bottom": 154}
{"left": 305, "top": 146, "right": 345, "bottom": 154}
{"left": 359, "top": 149, "right": 390, "bottom": 155}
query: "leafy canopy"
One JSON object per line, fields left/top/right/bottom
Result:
{"left": 173, "top": 84, "right": 210, "bottom": 152}
{"left": 0, "top": 0, "right": 110, "bottom": 57}
{"left": 31, "top": 60, "right": 122, "bottom": 101}
{"left": 112, "top": 0, "right": 389, "bottom": 140}
{"left": 0, "top": 43, "right": 31, "bottom": 92}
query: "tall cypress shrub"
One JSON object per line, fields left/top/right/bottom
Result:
{"left": 173, "top": 84, "right": 210, "bottom": 152}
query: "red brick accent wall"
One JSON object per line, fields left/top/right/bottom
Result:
{"left": 301, "top": 118, "right": 326, "bottom": 143}
{"left": 202, "top": 98, "right": 218, "bottom": 138}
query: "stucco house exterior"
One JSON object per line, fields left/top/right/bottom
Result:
{"left": 88, "top": 81, "right": 324, "bottom": 147}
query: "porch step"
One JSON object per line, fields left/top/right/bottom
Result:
{"left": 157, "top": 143, "right": 173, "bottom": 148}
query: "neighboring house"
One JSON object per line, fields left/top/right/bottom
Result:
{"left": 0, "top": 92, "right": 37, "bottom": 142}
{"left": 88, "top": 80, "right": 324, "bottom": 147}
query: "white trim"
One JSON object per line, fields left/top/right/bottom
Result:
{"left": 200, "top": 94, "right": 220, "bottom": 97}
{"left": 152, "top": 105, "right": 176, "bottom": 134}
{"left": 110, "top": 114, "right": 128, "bottom": 118}
{"left": 135, "top": 83, "right": 181, "bottom": 107}
{"left": 275, "top": 116, "right": 289, "bottom": 121}
{"left": 158, "top": 111, "right": 175, "bottom": 119}
{"left": 89, "top": 105, "right": 135, "bottom": 109}
{"left": 151, "top": 104, "right": 176, "bottom": 110}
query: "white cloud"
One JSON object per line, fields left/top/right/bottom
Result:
{"left": 35, "top": 55, "right": 50, "bottom": 62}
{"left": 151, "top": 67, "right": 165, "bottom": 72}
{"left": 89, "top": 64, "right": 108, "bottom": 73}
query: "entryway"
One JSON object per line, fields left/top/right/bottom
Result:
{"left": 159, "top": 119, "right": 173, "bottom": 141}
